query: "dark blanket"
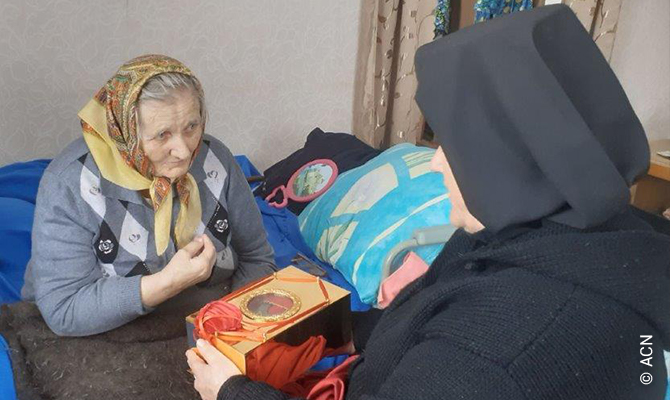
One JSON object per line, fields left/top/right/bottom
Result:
{"left": 1, "top": 301, "right": 199, "bottom": 400}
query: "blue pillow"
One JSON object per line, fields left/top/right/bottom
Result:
{"left": 299, "top": 144, "right": 451, "bottom": 304}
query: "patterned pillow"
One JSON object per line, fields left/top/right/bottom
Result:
{"left": 298, "top": 144, "right": 452, "bottom": 304}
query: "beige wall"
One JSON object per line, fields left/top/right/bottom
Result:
{"left": 610, "top": 0, "right": 669, "bottom": 141}
{"left": 2, "top": 0, "right": 666, "bottom": 170}
{"left": 0, "top": 0, "right": 360, "bottom": 170}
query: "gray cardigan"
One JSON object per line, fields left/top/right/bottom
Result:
{"left": 22, "top": 135, "right": 276, "bottom": 336}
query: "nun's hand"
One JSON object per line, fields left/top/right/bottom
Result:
{"left": 186, "top": 339, "right": 242, "bottom": 400}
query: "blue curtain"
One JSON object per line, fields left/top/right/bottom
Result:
{"left": 434, "top": 0, "right": 451, "bottom": 37}
{"left": 435, "top": 0, "right": 533, "bottom": 38}
{"left": 474, "top": 0, "right": 533, "bottom": 22}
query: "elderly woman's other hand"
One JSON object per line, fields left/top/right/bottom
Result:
{"left": 140, "top": 234, "right": 216, "bottom": 308}
{"left": 186, "top": 339, "right": 241, "bottom": 400}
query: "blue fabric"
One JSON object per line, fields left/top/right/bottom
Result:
{"left": 0, "top": 198, "right": 35, "bottom": 304}
{"left": 311, "top": 353, "right": 350, "bottom": 372}
{"left": 0, "top": 159, "right": 50, "bottom": 304}
{"left": 434, "top": 0, "right": 451, "bottom": 37}
{"left": 0, "top": 159, "right": 50, "bottom": 204}
{"left": 233, "top": 155, "right": 261, "bottom": 185}
{"left": 299, "top": 144, "right": 451, "bottom": 305}
{"left": 435, "top": 0, "right": 531, "bottom": 38}
{"left": 474, "top": 0, "right": 533, "bottom": 22}
{"left": 0, "top": 335, "right": 17, "bottom": 400}
{"left": 0, "top": 161, "right": 50, "bottom": 400}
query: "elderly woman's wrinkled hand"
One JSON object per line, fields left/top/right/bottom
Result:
{"left": 186, "top": 339, "right": 242, "bottom": 400}
{"left": 162, "top": 234, "right": 217, "bottom": 291}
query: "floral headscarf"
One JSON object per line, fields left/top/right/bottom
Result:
{"left": 78, "top": 54, "right": 203, "bottom": 255}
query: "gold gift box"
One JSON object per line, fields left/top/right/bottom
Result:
{"left": 185, "top": 266, "right": 352, "bottom": 374}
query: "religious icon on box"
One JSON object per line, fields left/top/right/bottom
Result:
{"left": 240, "top": 289, "right": 301, "bottom": 322}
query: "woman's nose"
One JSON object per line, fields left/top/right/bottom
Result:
{"left": 170, "top": 136, "right": 190, "bottom": 159}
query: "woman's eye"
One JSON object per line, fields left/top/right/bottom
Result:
{"left": 187, "top": 123, "right": 198, "bottom": 131}
{"left": 157, "top": 131, "right": 169, "bottom": 140}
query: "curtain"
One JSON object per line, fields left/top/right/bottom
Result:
{"left": 352, "top": 0, "right": 623, "bottom": 149}
{"left": 352, "top": 0, "right": 437, "bottom": 149}
{"left": 544, "top": 0, "right": 623, "bottom": 61}
{"left": 473, "top": 0, "right": 533, "bottom": 22}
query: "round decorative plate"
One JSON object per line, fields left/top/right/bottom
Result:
{"left": 240, "top": 288, "right": 301, "bottom": 322}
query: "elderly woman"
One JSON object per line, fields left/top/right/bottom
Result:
{"left": 186, "top": 6, "right": 669, "bottom": 400}
{"left": 21, "top": 55, "right": 276, "bottom": 337}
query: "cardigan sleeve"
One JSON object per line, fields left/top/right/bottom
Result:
{"left": 25, "top": 170, "right": 150, "bottom": 337}
{"left": 214, "top": 142, "right": 277, "bottom": 289}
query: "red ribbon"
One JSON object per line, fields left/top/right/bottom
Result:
{"left": 194, "top": 301, "right": 243, "bottom": 342}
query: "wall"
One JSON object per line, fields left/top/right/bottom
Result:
{"left": 2, "top": 0, "right": 666, "bottom": 170}
{"left": 610, "top": 0, "right": 669, "bottom": 141}
{"left": 0, "top": 0, "right": 360, "bottom": 170}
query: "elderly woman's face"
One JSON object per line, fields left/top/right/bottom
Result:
{"left": 430, "top": 146, "right": 485, "bottom": 234}
{"left": 138, "top": 88, "right": 202, "bottom": 180}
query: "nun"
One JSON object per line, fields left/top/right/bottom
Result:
{"left": 187, "top": 5, "right": 670, "bottom": 400}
